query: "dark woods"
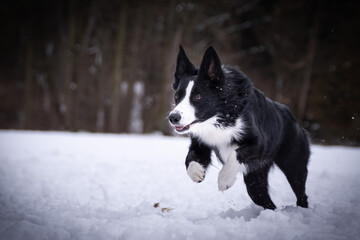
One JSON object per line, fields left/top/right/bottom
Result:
{"left": 0, "top": 0, "right": 359, "bottom": 145}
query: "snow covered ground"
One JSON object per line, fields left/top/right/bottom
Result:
{"left": 0, "top": 130, "right": 359, "bottom": 240}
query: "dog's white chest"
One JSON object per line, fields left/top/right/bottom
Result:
{"left": 192, "top": 116, "right": 244, "bottom": 145}
{"left": 191, "top": 116, "right": 244, "bottom": 163}
{"left": 217, "top": 144, "right": 238, "bottom": 163}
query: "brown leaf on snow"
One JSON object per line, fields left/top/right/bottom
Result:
{"left": 161, "top": 207, "right": 174, "bottom": 213}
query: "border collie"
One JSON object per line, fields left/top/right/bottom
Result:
{"left": 168, "top": 46, "right": 310, "bottom": 210}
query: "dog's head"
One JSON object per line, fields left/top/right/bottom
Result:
{"left": 169, "top": 46, "right": 244, "bottom": 135}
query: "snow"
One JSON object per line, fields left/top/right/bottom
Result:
{"left": 0, "top": 130, "right": 359, "bottom": 240}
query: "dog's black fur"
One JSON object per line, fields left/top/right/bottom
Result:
{"left": 171, "top": 46, "right": 310, "bottom": 210}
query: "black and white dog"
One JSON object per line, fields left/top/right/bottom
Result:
{"left": 168, "top": 46, "right": 310, "bottom": 210}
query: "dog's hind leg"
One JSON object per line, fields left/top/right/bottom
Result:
{"left": 243, "top": 165, "right": 276, "bottom": 210}
{"left": 274, "top": 129, "right": 310, "bottom": 208}
{"left": 276, "top": 158, "right": 309, "bottom": 208}
{"left": 275, "top": 134, "right": 310, "bottom": 208}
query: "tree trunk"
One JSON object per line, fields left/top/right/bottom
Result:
{"left": 64, "top": 0, "right": 76, "bottom": 130}
{"left": 159, "top": 28, "right": 183, "bottom": 134}
{"left": 122, "top": 6, "right": 143, "bottom": 132}
{"left": 73, "top": 1, "right": 97, "bottom": 131}
{"left": 23, "top": 6, "right": 33, "bottom": 129}
{"left": 297, "top": 0, "right": 323, "bottom": 122}
{"left": 157, "top": 0, "right": 182, "bottom": 135}
{"left": 96, "top": 32, "right": 109, "bottom": 132}
{"left": 109, "top": 3, "right": 127, "bottom": 132}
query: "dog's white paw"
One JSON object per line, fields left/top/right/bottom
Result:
{"left": 218, "top": 165, "right": 238, "bottom": 191}
{"left": 218, "top": 151, "right": 245, "bottom": 191}
{"left": 187, "top": 161, "right": 206, "bottom": 183}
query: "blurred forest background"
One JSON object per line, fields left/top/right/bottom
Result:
{"left": 0, "top": 0, "right": 359, "bottom": 145}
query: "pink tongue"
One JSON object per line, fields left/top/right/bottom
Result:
{"left": 175, "top": 126, "right": 184, "bottom": 131}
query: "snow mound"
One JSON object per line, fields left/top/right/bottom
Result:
{"left": 0, "top": 131, "right": 359, "bottom": 240}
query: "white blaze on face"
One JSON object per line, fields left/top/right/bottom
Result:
{"left": 170, "top": 81, "right": 197, "bottom": 131}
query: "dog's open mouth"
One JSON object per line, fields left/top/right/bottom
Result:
{"left": 174, "top": 125, "right": 189, "bottom": 132}
{"left": 174, "top": 120, "right": 200, "bottom": 133}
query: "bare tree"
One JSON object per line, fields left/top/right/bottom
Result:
{"left": 63, "top": 0, "right": 77, "bottom": 130}
{"left": 109, "top": 2, "right": 127, "bottom": 133}
{"left": 297, "top": 0, "right": 324, "bottom": 122}
{"left": 22, "top": 6, "right": 33, "bottom": 129}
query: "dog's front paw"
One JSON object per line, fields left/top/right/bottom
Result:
{"left": 218, "top": 151, "right": 243, "bottom": 191}
{"left": 218, "top": 166, "right": 238, "bottom": 191}
{"left": 187, "top": 161, "right": 206, "bottom": 183}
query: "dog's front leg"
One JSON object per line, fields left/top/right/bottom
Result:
{"left": 185, "top": 137, "right": 212, "bottom": 183}
{"left": 217, "top": 133, "right": 263, "bottom": 191}
{"left": 218, "top": 151, "right": 247, "bottom": 191}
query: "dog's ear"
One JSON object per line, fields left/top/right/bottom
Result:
{"left": 173, "top": 45, "right": 197, "bottom": 90}
{"left": 199, "top": 46, "right": 223, "bottom": 83}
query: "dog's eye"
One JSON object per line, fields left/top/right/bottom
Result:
{"left": 193, "top": 94, "right": 202, "bottom": 101}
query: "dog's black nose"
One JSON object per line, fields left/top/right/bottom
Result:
{"left": 169, "top": 112, "right": 181, "bottom": 125}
